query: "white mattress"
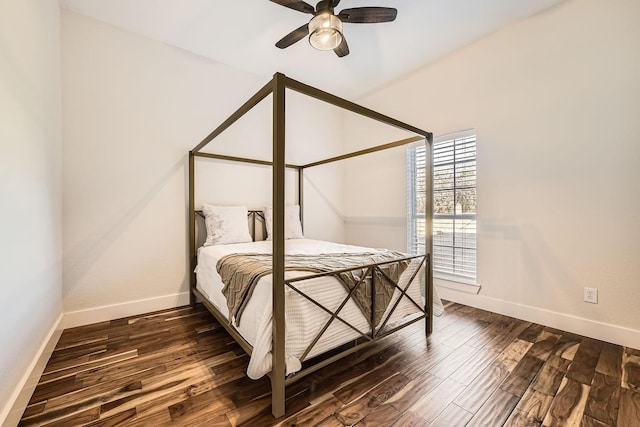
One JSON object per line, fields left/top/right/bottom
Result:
{"left": 196, "top": 238, "right": 443, "bottom": 379}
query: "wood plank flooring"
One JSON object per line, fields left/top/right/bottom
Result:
{"left": 18, "top": 302, "right": 640, "bottom": 426}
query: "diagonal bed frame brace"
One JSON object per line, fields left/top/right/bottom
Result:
{"left": 285, "top": 255, "right": 427, "bottom": 365}
{"left": 298, "top": 267, "right": 374, "bottom": 362}
{"left": 285, "top": 280, "right": 374, "bottom": 344}
{"left": 376, "top": 256, "right": 428, "bottom": 336}
{"left": 376, "top": 262, "right": 425, "bottom": 313}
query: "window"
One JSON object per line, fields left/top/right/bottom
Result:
{"left": 407, "top": 130, "right": 477, "bottom": 282}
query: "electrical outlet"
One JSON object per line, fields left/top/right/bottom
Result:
{"left": 584, "top": 287, "right": 598, "bottom": 304}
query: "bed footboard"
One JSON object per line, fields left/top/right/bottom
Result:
{"left": 269, "top": 253, "right": 430, "bottom": 417}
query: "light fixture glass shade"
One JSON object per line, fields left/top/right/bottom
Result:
{"left": 308, "top": 13, "right": 343, "bottom": 51}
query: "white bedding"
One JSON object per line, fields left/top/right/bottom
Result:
{"left": 196, "top": 238, "right": 443, "bottom": 379}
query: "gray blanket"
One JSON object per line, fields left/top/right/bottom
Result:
{"left": 217, "top": 251, "right": 410, "bottom": 327}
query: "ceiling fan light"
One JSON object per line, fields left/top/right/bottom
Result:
{"left": 308, "top": 13, "right": 343, "bottom": 51}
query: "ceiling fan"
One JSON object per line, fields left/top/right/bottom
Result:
{"left": 271, "top": 0, "right": 398, "bottom": 57}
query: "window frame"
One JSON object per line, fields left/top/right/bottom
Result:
{"left": 407, "top": 129, "right": 477, "bottom": 285}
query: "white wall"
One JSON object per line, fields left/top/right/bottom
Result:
{"left": 286, "top": 91, "right": 346, "bottom": 243}
{"left": 342, "top": 111, "right": 419, "bottom": 252}
{"left": 61, "top": 11, "right": 345, "bottom": 324}
{"left": 348, "top": 0, "right": 640, "bottom": 346}
{"left": 0, "top": 0, "right": 63, "bottom": 422}
{"left": 194, "top": 89, "right": 346, "bottom": 243}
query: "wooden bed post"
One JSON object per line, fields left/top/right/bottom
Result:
{"left": 189, "top": 151, "right": 197, "bottom": 306}
{"left": 298, "top": 168, "right": 303, "bottom": 232}
{"left": 271, "top": 72, "right": 287, "bottom": 418}
{"left": 424, "top": 134, "right": 434, "bottom": 335}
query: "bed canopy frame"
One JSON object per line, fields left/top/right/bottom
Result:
{"left": 188, "top": 72, "right": 433, "bottom": 418}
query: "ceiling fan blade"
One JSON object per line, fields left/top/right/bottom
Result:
{"left": 270, "top": 0, "right": 315, "bottom": 14}
{"left": 338, "top": 7, "right": 398, "bottom": 23}
{"left": 275, "top": 23, "right": 310, "bottom": 49}
{"left": 331, "top": 0, "right": 341, "bottom": 7}
{"left": 334, "top": 37, "right": 349, "bottom": 57}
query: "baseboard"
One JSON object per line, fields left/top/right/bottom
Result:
{"left": 1, "top": 313, "right": 63, "bottom": 427}
{"left": 437, "top": 286, "right": 640, "bottom": 350}
{"left": 1, "top": 293, "right": 192, "bottom": 426}
{"left": 63, "top": 292, "right": 191, "bottom": 329}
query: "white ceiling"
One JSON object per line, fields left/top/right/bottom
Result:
{"left": 60, "top": 0, "right": 564, "bottom": 98}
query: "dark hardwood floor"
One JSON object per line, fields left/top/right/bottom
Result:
{"left": 18, "top": 301, "right": 640, "bottom": 426}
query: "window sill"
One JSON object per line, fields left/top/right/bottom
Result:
{"left": 434, "top": 274, "right": 481, "bottom": 294}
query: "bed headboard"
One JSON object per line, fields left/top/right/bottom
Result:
{"left": 195, "top": 209, "right": 267, "bottom": 247}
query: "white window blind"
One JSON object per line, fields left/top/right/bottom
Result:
{"left": 407, "top": 130, "right": 477, "bottom": 282}
{"left": 407, "top": 143, "right": 427, "bottom": 255}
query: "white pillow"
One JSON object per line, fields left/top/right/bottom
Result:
{"left": 264, "top": 205, "right": 304, "bottom": 240}
{"left": 202, "top": 204, "right": 252, "bottom": 246}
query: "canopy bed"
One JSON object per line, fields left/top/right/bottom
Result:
{"left": 188, "top": 72, "right": 433, "bottom": 418}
